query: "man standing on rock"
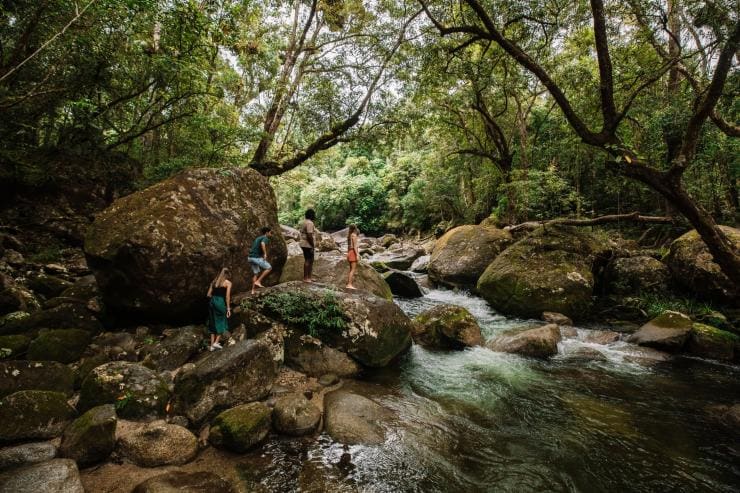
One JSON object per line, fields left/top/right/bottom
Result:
{"left": 299, "top": 209, "right": 316, "bottom": 282}
{"left": 249, "top": 227, "right": 273, "bottom": 294}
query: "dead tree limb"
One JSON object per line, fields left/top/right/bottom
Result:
{"left": 504, "top": 212, "right": 675, "bottom": 233}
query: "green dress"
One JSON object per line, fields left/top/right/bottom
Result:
{"left": 208, "top": 285, "right": 228, "bottom": 334}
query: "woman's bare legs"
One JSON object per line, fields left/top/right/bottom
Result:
{"left": 346, "top": 261, "right": 357, "bottom": 289}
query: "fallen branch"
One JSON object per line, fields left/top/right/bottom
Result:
{"left": 504, "top": 212, "right": 675, "bottom": 233}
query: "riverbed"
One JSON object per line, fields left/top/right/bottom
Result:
{"left": 234, "top": 288, "right": 740, "bottom": 492}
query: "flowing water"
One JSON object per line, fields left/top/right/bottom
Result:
{"left": 237, "top": 288, "right": 740, "bottom": 492}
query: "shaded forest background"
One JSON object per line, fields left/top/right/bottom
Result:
{"left": 1, "top": 0, "right": 737, "bottom": 238}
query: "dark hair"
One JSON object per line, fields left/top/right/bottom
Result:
{"left": 261, "top": 226, "right": 271, "bottom": 234}
{"left": 305, "top": 209, "right": 316, "bottom": 220}
{"left": 347, "top": 224, "right": 358, "bottom": 243}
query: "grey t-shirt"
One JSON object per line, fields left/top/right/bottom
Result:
{"left": 299, "top": 219, "right": 315, "bottom": 249}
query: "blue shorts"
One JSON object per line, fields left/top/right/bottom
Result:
{"left": 248, "top": 257, "right": 271, "bottom": 274}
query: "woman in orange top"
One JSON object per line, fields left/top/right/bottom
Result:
{"left": 346, "top": 224, "right": 360, "bottom": 289}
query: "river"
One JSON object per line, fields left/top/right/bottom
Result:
{"left": 236, "top": 288, "right": 740, "bottom": 492}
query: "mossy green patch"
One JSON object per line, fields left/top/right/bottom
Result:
{"left": 210, "top": 402, "right": 271, "bottom": 453}
{"left": 27, "top": 328, "right": 91, "bottom": 363}
{"left": 0, "top": 334, "right": 30, "bottom": 358}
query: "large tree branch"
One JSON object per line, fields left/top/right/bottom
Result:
{"left": 505, "top": 212, "right": 675, "bottom": 233}
{"left": 589, "top": 0, "right": 618, "bottom": 130}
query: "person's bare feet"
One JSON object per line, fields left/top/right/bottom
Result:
{"left": 346, "top": 285, "right": 356, "bottom": 290}
{"left": 254, "top": 282, "right": 264, "bottom": 288}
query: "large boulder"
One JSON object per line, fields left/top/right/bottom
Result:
{"left": 605, "top": 256, "right": 671, "bottom": 295}
{"left": 284, "top": 335, "right": 361, "bottom": 378}
{"left": 78, "top": 362, "right": 170, "bottom": 419}
{"left": 118, "top": 422, "right": 198, "bottom": 467}
{"left": 279, "top": 255, "right": 392, "bottom": 300}
{"left": 323, "top": 390, "right": 390, "bottom": 445}
{"left": 0, "top": 361, "right": 75, "bottom": 398}
{"left": 132, "top": 472, "right": 237, "bottom": 493}
{"left": 172, "top": 339, "right": 276, "bottom": 424}
{"left": 208, "top": 402, "right": 272, "bottom": 453}
{"left": 0, "top": 459, "right": 83, "bottom": 493}
{"left": 477, "top": 226, "right": 608, "bottom": 320}
{"left": 429, "top": 225, "right": 513, "bottom": 287}
{"left": 0, "top": 442, "right": 57, "bottom": 472}
{"left": 84, "top": 167, "right": 287, "bottom": 322}
{"left": 0, "top": 302, "right": 101, "bottom": 337}
{"left": 140, "top": 325, "right": 204, "bottom": 371}
{"left": 0, "top": 391, "right": 76, "bottom": 443}
{"left": 627, "top": 311, "right": 693, "bottom": 352}
{"left": 27, "top": 329, "right": 91, "bottom": 363}
{"left": 486, "top": 324, "right": 562, "bottom": 358}
{"left": 665, "top": 226, "right": 739, "bottom": 303}
{"left": 412, "top": 304, "right": 483, "bottom": 349}
{"left": 272, "top": 393, "right": 321, "bottom": 436}
{"left": 248, "top": 282, "right": 413, "bottom": 368}
{"left": 367, "top": 246, "right": 425, "bottom": 271}
{"left": 59, "top": 404, "right": 116, "bottom": 466}
{"left": 382, "top": 271, "right": 423, "bottom": 298}
{"left": 687, "top": 323, "right": 738, "bottom": 361}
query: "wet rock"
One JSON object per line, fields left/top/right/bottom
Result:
{"left": 486, "top": 324, "right": 562, "bottom": 359}
{"left": 0, "top": 361, "right": 75, "bottom": 398}
{"left": 368, "top": 247, "right": 425, "bottom": 271}
{"left": 209, "top": 402, "right": 271, "bottom": 453}
{"left": 319, "top": 373, "right": 340, "bottom": 386}
{"left": 581, "top": 330, "right": 620, "bottom": 345}
{"left": 477, "top": 226, "right": 608, "bottom": 320}
{"left": 27, "top": 329, "right": 91, "bottom": 363}
{"left": 665, "top": 226, "right": 739, "bottom": 303}
{"left": 410, "top": 254, "right": 430, "bottom": 273}
{"left": 0, "top": 458, "right": 83, "bottom": 493}
{"left": 141, "top": 325, "right": 204, "bottom": 371}
{"left": 628, "top": 311, "right": 692, "bottom": 352}
{"left": 706, "top": 404, "right": 740, "bottom": 429}
{"left": 250, "top": 283, "right": 413, "bottom": 368}
{"left": 687, "top": 323, "right": 738, "bottom": 361}
{"left": 118, "top": 421, "right": 198, "bottom": 467}
{"left": 413, "top": 304, "right": 483, "bottom": 349}
{"left": 429, "top": 225, "right": 513, "bottom": 287}
{"left": 0, "top": 442, "right": 57, "bottom": 471}
{"left": 622, "top": 346, "right": 672, "bottom": 366}
{"left": 172, "top": 339, "right": 276, "bottom": 424}
{"left": 279, "top": 254, "right": 392, "bottom": 300}
{"left": 25, "top": 273, "right": 72, "bottom": 299}
{"left": 285, "top": 335, "right": 361, "bottom": 378}
{"left": 560, "top": 326, "right": 578, "bottom": 338}
{"left": 324, "top": 390, "right": 390, "bottom": 445}
{"left": 132, "top": 471, "right": 237, "bottom": 493}
{"left": 605, "top": 256, "right": 670, "bottom": 295}
{"left": 59, "top": 404, "right": 116, "bottom": 466}
{"left": 566, "top": 347, "right": 607, "bottom": 362}
{"left": 543, "top": 312, "right": 573, "bottom": 326}
{"left": 78, "top": 362, "right": 170, "bottom": 419}
{"left": 382, "top": 271, "right": 423, "bottom": 298}
{"left": 0, "top": 391, "right": 76, "bottom": 443}
{"left": 272, "top": 393, "right": 321, "bottom": 436}
{"left": 0, "top": 335, "right": 30, "bottom": 359}
{"left": 84, "top": 167, "right": 287, "bottom": 322}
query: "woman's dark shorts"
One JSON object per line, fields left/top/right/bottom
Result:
{"left": 301, "top": 247, "right": 315, "bottom": 261}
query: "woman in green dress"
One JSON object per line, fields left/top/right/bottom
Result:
{"left": 207, "top": 267, "right": 232, "bottom": 351}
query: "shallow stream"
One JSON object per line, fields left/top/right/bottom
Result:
{"left": 237, "top": 288, "right": 740, "bottom": 492}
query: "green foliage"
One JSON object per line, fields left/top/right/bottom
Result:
{"left": 629, "top": 294, "right": 715, "bottom": 320}
{"left": 245, "top": 290, "right": 347, "bottom": 341}
{"left": 115, "top": 390, "right": 134, "bottom": 412}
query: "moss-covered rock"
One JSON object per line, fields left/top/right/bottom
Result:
{"left": 665, "top": 226, "right": 740, "bottom": 303}
{"left": 26, "top": 272, "right": 72, "bottom": 298}
{"left": 627, "top": 311, "right": 693, "bottom": 352}
{"left": 429, "top": 225, "right": 513, "bottom": 287}
{"left": 59, "top": 404, "right": 116, "bottom": 466}
{"left": 0, "top": 311, "right": 30, "bottom": 336}
{"left": 78, "top": 361, "right": 170, "bottom": 419}
{"left": 477, "top": 226, "right": 607, "bottom": 320}
{"left": 687, "top": 323, "right": 738, "bottom": 361}
{"left": 605, "top": 256, "right": 671, "bottom": 295}
{"left": 279, "top": 254, "right": 392, "bottom": 299}
{"left": 27, "top": 329, "right": 91, "bottom": 363}
{"left": 84, "top": 167, "right": 287, "bottom": 322}
{"left": 0, "top": 361, "right": 75, "bottom": 398}
{"left": 0, "top": 442, "right": 57, "bottom": 471}
{"left": 0, "top": 390, "right": 76, "bottom": 443}
{"left": 486, "top": 324, "right": 562, "bottom": 358}
{"left": 140, "top": 325, "right": 203, "bottom": 371}
{"left": 272, "top": 393, "right": 321, "bottom": 436}
{"left": 209, "top": 402, "right": 271, "bottom": 453}
{"left": 172, "top": 339, "right": 276, "bottom": 424}
{"left": 0, "top": 303, "right": 102, "bottom": 337}
{"left": 284, "top": 334, "right": 361, "bottom": 378}
{"left": 249, "top": 282, "right": 412, "bottom": 368}
{"left": 0, "top": 334, "right": 30, "bottom": 359}
{"left": 118, "top": 422, "right": 198, "bottom": 467}
{"left": 413, "top": 304, "right": 483, "bottom": 349}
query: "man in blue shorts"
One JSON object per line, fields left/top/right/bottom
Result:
{"left": 249, "top": 227, "right": 273, "bottom": 294}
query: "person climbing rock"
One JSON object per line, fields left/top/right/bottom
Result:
{"left": 249, "top": 227, "right": 273, "bottom": 294}
{"left": 299, "top": 209, "right": 317, "bottom": 282}
{"left": 207, "top": 267, "right": 231, "bottom": 351}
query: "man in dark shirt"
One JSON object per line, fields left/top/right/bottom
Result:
{"left": 248, "top": 227, "right": 273, "bottom": 294}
